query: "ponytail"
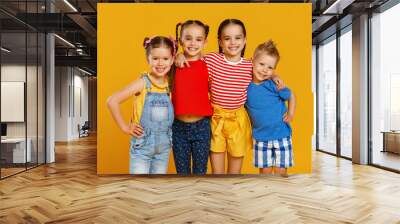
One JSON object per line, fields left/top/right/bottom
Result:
{"left": 175, "top": 22, "right": 182, "bottom": 52}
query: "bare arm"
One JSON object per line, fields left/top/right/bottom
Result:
{"left": 272, "top": 73, "right": 285, "bottom": 90}
{"left": 283, "top": 92, "right": 296, "bottom": 123}
{"left": 174, "top": 52, "right": 190, "bottom": 68}
{"left": 107, "top": 78, "right": 145, "bottom": 137}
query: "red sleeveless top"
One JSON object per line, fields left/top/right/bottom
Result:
{"left": 172, "top": 59, "right": 213, "bottom": 116}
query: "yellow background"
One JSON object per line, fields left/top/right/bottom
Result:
{"left": 98, "top": 3, "right": 312, "bottom": 174}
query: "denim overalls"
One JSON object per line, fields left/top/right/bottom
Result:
{"left": 129, "top": 75, "right": 174, "bottom": 174}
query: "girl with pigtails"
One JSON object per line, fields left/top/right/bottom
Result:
{"left": 107, "top": 36, "right": 177, "bottom": 174}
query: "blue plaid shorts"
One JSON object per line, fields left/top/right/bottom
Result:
{"left": 253, "top": 137, "right": 294, "bottom": 168}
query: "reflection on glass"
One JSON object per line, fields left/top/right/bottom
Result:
{"left": 390, "top": 75, "right": 400, "bottom": 130}
{"left": 312, "top": 46, "right": 317, "bottom": 151}
{"left": 38, "top": 33, "right": 46, "bottom": 165}
{"left": 0, "top": 1, "right": 47, "bottom": 179}
{"left": 1, "top": 31, "right": 27, "bottom": 177}
{"left": 340, "top": 29, "right": 352, "bottom": 158}
{"left": 371, "top": 3, "right": 400, "bottom": 171}
{"left": 318, "top": 37, "right": 337, "bottom": 154}
{"left": 27, "top": 31, "right": 38, "bottom": 169}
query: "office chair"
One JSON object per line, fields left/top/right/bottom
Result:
{"left": 79, "top": 121, "right": 90, "bottom": 138}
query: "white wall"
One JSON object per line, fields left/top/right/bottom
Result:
{"left": 55, "top": 67, "right": 89, "bottom": 141}
{"left": 1, "top": 63, "right": 45, "bottom": 164}
{"left": 55, "top": 67, "right": 69, "bottom": 141}
{"left": 75, "top": 70, "right": 89, "bottom": 139}
{"left": 312, "top": 45, "right": 316, "bottom": 151}
{"left": 1, "top": 65, "right": 38, "bottom": 138}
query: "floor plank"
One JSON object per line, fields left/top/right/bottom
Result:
{"left": 1, "top": 135, "right": 399, "bottom": 223}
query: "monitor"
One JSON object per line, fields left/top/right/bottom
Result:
{"left": 1, "top": 123, "right": 7, "bottom": 137}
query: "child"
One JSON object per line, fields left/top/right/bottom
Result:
{"left": 246, "top": 40, "right": 296, "bottom": 177}
{"left": 176, "top": 19, "right": 282, "bottom": 174}
{"left": 107, "top": 36, "right": 176, "bottom": 174}
{"left": 205, "top": 19, "right": 253, "bottom": 174}
{"left": 171, "top": 20, "right": 213, "bottom": 175}
{"left": 176, "top": 19, "right": 284, "bottom": 174}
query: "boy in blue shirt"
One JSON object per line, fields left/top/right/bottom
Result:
{"left": 246, "top": 40, "right": 296, "bottom": 177}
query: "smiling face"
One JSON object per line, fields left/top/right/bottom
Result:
{"left": 180, "top": 24, "right": 207, "bottom": 61}
{"left": 252, "top": 53, "right": 278, "bottom": 84}
{"left": 218, "top": 24, "right": 246, "bottom": 61}
{"left": 147, "top": 47, "right": 174, "bottom": 78}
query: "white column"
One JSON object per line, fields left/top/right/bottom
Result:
{"left": 45, "top": 1, "right": 55, "bottom": 163}
{"left": 46, "top": 33, "right": 55, "bottom": 163}
{"left": 352, "top": 14, "right": 369, "bottom": 164}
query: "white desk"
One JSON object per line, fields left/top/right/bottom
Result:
{"left": 1, "top": 138, "right": 31, "bottom": 163}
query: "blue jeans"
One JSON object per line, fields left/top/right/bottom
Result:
{"left": 172, "top": 118, "right": 211, "bottom": 174}
{"left": 129, "top": 130, "right": 172, "bottom": 174}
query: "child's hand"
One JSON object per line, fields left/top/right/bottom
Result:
{"left": 283, "top": 112, "right": 294, "bottom": 123}
{"left": 122, "top": 123, "right": 144, "bottom": 137}
{"left": 272, "top": 74, "right": 285, "bottom": 90}
{"left": 175, "top": 53, "right": 190, "bottom": 68}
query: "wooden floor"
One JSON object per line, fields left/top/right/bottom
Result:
{"left": 1, "top": 135, "right": 400, "bottom": 223}
{"left": 0, "top": 167, "right": 26, "bottom": 178}
{"left": 372, "top": 150, "right": 400, "bottom": 171}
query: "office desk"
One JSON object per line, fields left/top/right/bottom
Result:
{"left": 381, "top": 131, "right": 400, "bottom": 154}
{"left": 1, "top": 138, "right": 31, "bottom": 163}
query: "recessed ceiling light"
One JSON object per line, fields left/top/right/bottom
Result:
{"left": 63, "top": 0, "right": 78, "bottom": 12}
{"left": 1, "top": 47, "right": 11, "bottom": 53}
{"left": 322, "top": 0, "right": 354, "bottom": 15}
{"left": 77, "top": 67, "right": 93, "bottom": 76}
{"left": 54, "top": 34, "right": 75, "bottom": 48}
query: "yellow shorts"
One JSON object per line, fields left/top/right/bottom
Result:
{"left": 210, "top": 104, "right": 253, "bottom": 157}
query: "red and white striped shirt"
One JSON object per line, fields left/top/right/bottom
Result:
{"left": 203, "top": 52, "right": 253, "bottom": 109}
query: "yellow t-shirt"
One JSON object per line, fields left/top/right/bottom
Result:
{"left": 132, "top": 75, "right": 169, "bottom": 124}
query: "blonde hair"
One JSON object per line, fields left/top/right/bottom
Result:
{"left": 253, "top": 40, "right": 280, "bottom": 65}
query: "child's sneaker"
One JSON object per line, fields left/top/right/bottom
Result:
{"left": 280, "top": 173, "right": 289, "bottom": 178}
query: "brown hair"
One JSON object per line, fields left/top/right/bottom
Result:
{"left": 143, "top": 36, "right": 176, "bottom": 58}
{"left": 169, "top": 20, "right": 209, "bottom": 91}
{"left": 143, "top": 36, "right": 176, "bottom": 84}
{"left": 217, "top": 19, "right": 247, "bottom": 57}
{"left": 176, "top": 20, "right": 210, "bottom": 50}
{"left": 253, "top": 40, "right": 280, "bottom": 65}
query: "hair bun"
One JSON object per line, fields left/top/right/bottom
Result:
{"left": 143, "top": 37, "right": 151, "bottom": 48}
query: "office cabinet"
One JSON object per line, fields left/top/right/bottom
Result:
{"left": 382, "top": 131, "right": 400, "bottom": 154}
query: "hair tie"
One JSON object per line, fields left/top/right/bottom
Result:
{"left": 143, "top": 36, "right": 156, "bottom": 49}
{"left": 144, "top": 39, "right": 151, "bottom": 48}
